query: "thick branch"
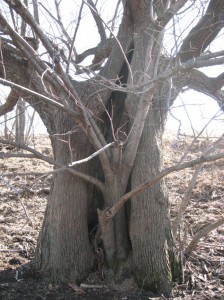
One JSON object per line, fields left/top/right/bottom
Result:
{"left": 179, "top": 0, "right": 224, "bottom": 62}
{"left": 75, "top": 38, "right": 114, "bottom": 67}
{"left": 32, "top": 0, "right": 39, "bottom": 24}
{"left": 0, "top": 17, "right": 61, "bottom": 90}
{"left": 2, "top": 0, "right": 79, "bottom": 99}
{"left": 155, "top": 0, "right": 188, "bottom": 27}
{"left": 153, "top": 0, "right": 171, "bottom": 18}
{"left": 0, "top": 78, "right": 78, "bottom": 118}
{"left": 0, "top": 89, "right": 19, "bottom": 116}
{"left": 177, "top": 69, "right": 224, "bottom": 108}
{"left": 86, "top": 0, "right": 106, "bottom": 41}
{"left": 188, "top": 70, "right": 224, "bottom": 92}
{"left": 3, "top": 0, "right": 59, "bottom": 63}
{"left": 0, "top": 153, "right": 35, "bottom": 159}
{"left": 131, "top": 53, "right": 224, "bottom": 96}
{"left": 120, "top": 11, "right": 224, "bottom": 171}
{"left": 97, "top": 0, "right": 133, "bottom": 83}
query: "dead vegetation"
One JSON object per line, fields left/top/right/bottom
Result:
{"left": 0, "top": 134, "right": 224, "bottom": 299}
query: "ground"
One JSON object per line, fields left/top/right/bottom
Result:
{"left": 0, "top": 134, "right": 224, "bottom": 299}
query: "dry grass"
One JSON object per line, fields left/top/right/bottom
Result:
{"left": 0, "top": 133, "right": 223, "bottom": 299}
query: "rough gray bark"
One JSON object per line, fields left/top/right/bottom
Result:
{"left": 0, "top": 0, "right": 224, "bottom": 297}
{"left": 129, "top": 108, "right": 173, "bottom": 295}
{"left": 33, "top": 113, "right": 95, "bottom": 282}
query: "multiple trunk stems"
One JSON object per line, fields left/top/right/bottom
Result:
{"left": 3, "top": 0, "right": 224, "bottom": 297}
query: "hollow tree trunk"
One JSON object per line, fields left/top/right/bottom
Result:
{"left": 33, "top": 113, "right": 94, "bottom": 282}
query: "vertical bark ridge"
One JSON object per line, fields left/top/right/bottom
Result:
{"left": 33, "top": 114, "right": 95, "bottom": 282}
{"left": 34, "top": 171, "right": 93, "bottom": 282}
{"left": 129, "top": 118, "right": 172, "bottom": 296}
{"left": 102, "top": 174, "right": 131, "bottom": 278}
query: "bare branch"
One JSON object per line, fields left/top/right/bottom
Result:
{"left": 185, "top": 217, "right": 224, "bottom": 257}
{"left": 108, "top": 0, "right": 122, "bottom": 35}
{"left": 102, "top": 151, "right": 224, "bottom": 219}
{"left": 0, "top": 78, "right": 78, "bottom": 118}
{"left": 2, "top": 172, "right": 46, "bottom": 177}
{"left": 133, "top": 54, "right": 224, "bottom": 100}
{"left": 67, "top": 2, "right": 84, "bottom": 73}
{"left": 163, "top": 0, "right": 188, "bottom": 26}
{"left": 69, "top": 141, "right": 115, "bottom": 167}
{"left": 172, "top": 134, "right": 224, "bottom": 237}
{"left": 81, "top": 0, "right": 133, "bottom": 83}
{"left": 188, "top": 70, "right": 224, "bottom": 93}
{"left": 9, "top": 6, "right": 18, "bottom": 31}
{"left": 179, "top": 0, "right": 224, "bottom": 62}
{"left": 179, "top": 69, "right": 224, "bottom": 109}
{"left": 86, "top": 0, "right": 106, "bottom": 41}
{"left": 20, "top": 0, "right": 28, "bottom": 35}
{"left": 0, "top": 17, "right": 60, "bottom": 89}
{"left": 3, "top": 0, "right": 59, "bottom": 61}
{"left": 74, "top": 38, "right": 115, "bottom": 73}
{"left": 54, "top": 0, "right": 72, "bottom": 41}
{"left": 0, "top": 10, "right": 114, "bottom": 174}
{"left": 2, "top": 0, "right": 77, "bottom": 95}
{"left": 0, "top": 153, "right": 35, "bottom": 159}
{"left": 32, "top": 0, "right": 39, "bottom": 24}
{"left": 0, "top": 89, "right": 19, "bottom": 116}
{"left": 0, "top": 138, "right": 105, "bottom": 192}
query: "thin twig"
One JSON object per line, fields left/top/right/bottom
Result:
{"left": 0, "top": 78, "right": 78, "bottom": 118}
{"left": 0, "top": 138, "right": 106, "bottom": 192}
{"left": 172, "top": 134, "right": 224, "bottom": 237}
{"left": 69, "top": 141, "right": 115, "bottom": 167}
{"left": 66, "top": 2, "right": 84, "bottom": 73}
{"left": 83, "top": 0, "right": 133, "bottom": 84}
{"left": 1, "top": 172, "right": 47, "bottom": 177}
{"left": 102, "top": 151, "right": 224, "bottom": 219}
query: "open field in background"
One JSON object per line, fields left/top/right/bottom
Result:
{"left": 0, "top": 134, "right": 223, "bottom": 299}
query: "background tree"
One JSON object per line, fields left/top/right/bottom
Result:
{"left": 0, "top": 0, "right": 224, "bottom": 297}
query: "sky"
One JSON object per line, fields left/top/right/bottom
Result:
{"left": 0, "top": 0, "right": 223, "bottom": 137}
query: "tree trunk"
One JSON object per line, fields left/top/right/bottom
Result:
{"left": 100, "top": 172, "right": 131, "bottom": 280}
{"left": 129, "top": 111, "right": 173, "bottom": 297}
{"left": 33, "top": 113, "right": 94, "bottom": 283}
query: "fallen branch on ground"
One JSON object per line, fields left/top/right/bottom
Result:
{"left": 185, "top": 217, "right": 224, "bottom": 256}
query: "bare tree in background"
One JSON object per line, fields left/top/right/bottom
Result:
{"left": 0, "top": 0, "right": 224, "bottom": 296}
